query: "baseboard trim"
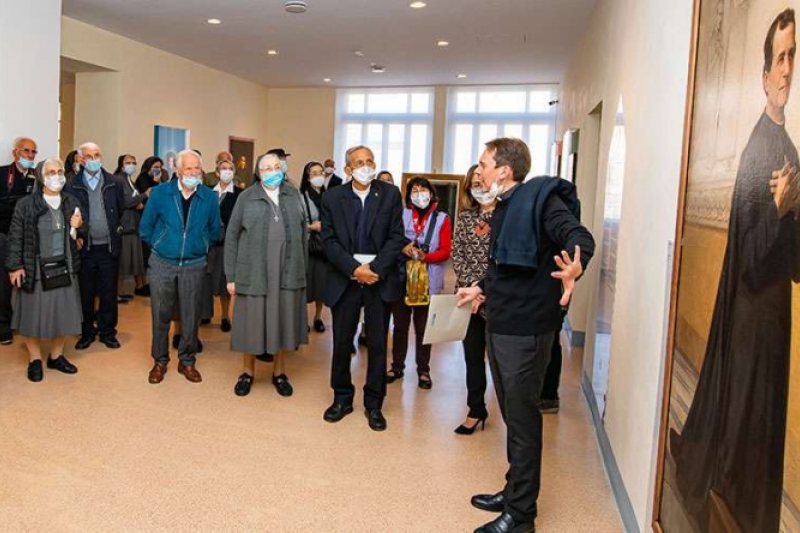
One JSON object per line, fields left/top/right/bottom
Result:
{"left": 582, "top": 371, "right": 640, "bottom": 533}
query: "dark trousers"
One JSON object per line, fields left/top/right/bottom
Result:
{"left": 331, "top": 282, "right": 391, "bottom": 410}
{"left": 487, "top": 330, "right": 555, "bottom": 523}
{"left": 79, "top": 246, "right": 119, "bottom": 338}
{"left": 462, "top": 313, "right": 488, "bottom": 419}
{"left": 391, "top": 301, "right": 431, "bottom": 375}
{"left": 541, "top": 315, "right": 566, "bottom": 401}
{"left": 0, "top": 234, "right": 13, "bottom": 335}
{"left": 149, "top": 255, "right": 205, "bottom": 366}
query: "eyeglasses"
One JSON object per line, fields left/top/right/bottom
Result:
{"left": 18, "top": 147, "right": 38, "bottom": 155}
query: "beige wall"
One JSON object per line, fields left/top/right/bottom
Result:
{"left": 59, "top": 81, "right": 76, "bottom": 161}
{"left": 558, "top": 0, "right": 693, "bottom": 529}
{"left": 61, "top": 17, "right": 270, "bottom": 169}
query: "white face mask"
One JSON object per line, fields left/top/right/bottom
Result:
{"left": 45, "top": 174, "right": 66, "bottom": 192}
{"left": 324, "top": 166, "right": 335, "bottom": 175}
{"left": 219, "top": 169, "right": 235, "bottom": 183}
{"left": 351, "top": 166, "right": 376, "bottom": 185}
{"left": 310, "top": 176, "right": 326, "bottom": 189}
{"left": 411, "top": 191, "right": 431, "bottom": 209}
{"left": 471, "top": 188, "right": 496, "bottom": 206}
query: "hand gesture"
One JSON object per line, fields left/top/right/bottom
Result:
{"left": 456, "top": 286, "right": 484, "bottom": 314}
{"left": 9, "top": 269, "right": 25, "bottom": 288}
{"left": 551, "top": 245, "right": 583, "bottom": 306}
{"left": 402, "top": 242, "right": 417, "bottom": 258}
{"left": 307, "top": 221, "right": 322, "bottom": 232}
{"left": 227, "top": 282, "right": 236, "bottom": 296}
{"left": 353, "top": 264, "right": 379, "bottom": 285}
{"left": 770, "top": 157, "right": 800, "bottom": 218}
{"left": 70, "top": 207, "right": 82, "bottom": 229}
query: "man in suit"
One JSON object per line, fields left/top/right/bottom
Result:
{"left": 323, "top": 158, "right": 344, "bottom": 190}
{"left": 320, "top": 145, "right": 405, "bottom": 431}
{"left": 65, "top": 142, "right": 126, "bottom": 350}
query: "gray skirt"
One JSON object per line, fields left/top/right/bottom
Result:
{"left": 12, "top": 275, "right": 83, "bottom": 338}
{"left": 306, "top": 254, "right": 328, "bottom": 304}
{"left": 120, "top": 233, "right": 146, "bottom": 276}
{"left": 231, "top": 291, "right": 308, "bottom": 354}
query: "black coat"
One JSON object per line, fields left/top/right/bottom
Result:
{"left": 320, "top": 180, "right": 405, "bottom": 307}
{"left": 64, "top": 170, "right": 125, "bottom": 257}
{"left": 326, "top": 174, "right": 344, "bottom": 190}
{"left": 5, "top": 190, "right": 83, "bottom": 293}
{"left": 116, "top": 172, "right": 146, "bottom": 234}
{"left": 216, "top": 184, "right": 242, "bottom": 244}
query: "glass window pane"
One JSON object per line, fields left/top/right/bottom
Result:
{"left": 410, "top": 93, "right": 430, "bottom": 114}
{"left": 409, "top": 124, "right": 428, "bottom": 173}
{"left": 456, "top": 91, "right": 477, "bottom": 113}
{"left": 366, "top": 124, "right": 384, "bottom": 167}
{"left": 387, "top": 124, "right": 405, "bottom": 176}
{"left": 503, "top": 124, "right": 523, "bottom": 138}
{"left": 347, "top": 93, "right": 365, "bottom": 113}
{"left": 478, "top": 124, "right": 499, "bottom": 147}
{"left": 368, "top": 93, "right": 408, "bottom": 114}
{"left": 528, "top": 91, "right": 552, "bottom": 113}
{"left": 479, "top": 91, "right": 526, "bottom": 113}
{"left": 345, "top": 123, "right": 363, "bottom": 151}
{"left": 529, "top": 125, "right": 550, "bottom": 177}
{"left": 452, "top": 124, "right": 474, "bottom": 175}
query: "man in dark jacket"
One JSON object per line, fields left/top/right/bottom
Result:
{"left": 323, "top": 158, "right": 344, "bottom": 190}
{"left": 320, "top": 145, "right": 405, "bottom": 431}
{"left": 140, "top": 149, "right": 220, "bottom": 384}
{"left": 64, "top": 142, "right": 126, "bottom": 350}
{"left": 458, "top": 138, "right": 595, "bottom": 533}
{"left": 0, "top": 137, "right": 38, "bottom": 345}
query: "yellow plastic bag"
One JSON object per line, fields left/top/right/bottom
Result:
{"left": 405, "top": 258, "right": 430, "bottom": 306}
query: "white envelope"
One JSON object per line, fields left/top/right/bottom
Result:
{"left": 354, "top": 254, "right": 377, "bottom": 265}
{"left": 422, "top": 295, "right": 473, "bottom": 345}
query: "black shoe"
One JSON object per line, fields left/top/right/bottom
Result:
{"left": 455, "top": 417, "right": 487, "bottom": 435}
{"left": 200, "top": 319, "right": 211, "bottom": 325}
{"left": 234, "top": 373, "right": 253, "bottom": 396}
{"left": 47, "top": 354, "right": 78, "bottom": 374}
{"left": 75, "top": 335, "right": 95, "bottom": 350}
{"left": 197, "top": 340, "right": 204, "bottom": 353}
{"left": 172, "top": 334, "right": 181, "bottom": 350}
{"left": 538, "top": 398, "right": 559, "bottom": 414}
{"left": 27, "top": 360, "right": 43, "bottom": 382}
{"left": 100, "top": 335, "right": 121, "bottom": 349}
{"left": 323, "top": 402, "right": 354, "bottom": 423}
{"left": 256, "top": 352, "right": 274, "bottom": 363}
{"left": 418, "top": 372, "right": 432, "bottom": 390}
{"left": 365, "top": 409, "right": 387, "bottom": 431}
{"left": 471, "top": 491, "right": 506, "bottom": 513}
{"left": 221, "top": 318, "right": 232, "bottom": 333}
{"left": 117, "top": 295, "right": 130, "bottom": 305}
{"left": 120, "top": 294, "right": 134, "bottom": 301}
{"left": 0, "top": 331, "right": 13, "bottom": 345}
{"left": 385, "top": 368, "right": 404, "bottom": 383}
{"left": 474, "top": 512, "right": 534, "bottom": 533}
{"left": 272, "top": 374, "right": 293, "bottom": 397}
{"left": 313, "top": 319, "right": 325, "bottom": 333}
{"left": 134, "top": 285, "right": 151, "bottom": 297}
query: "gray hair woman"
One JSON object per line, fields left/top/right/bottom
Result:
{"left": 6, "top": 158, "right": 84, "bottom": 382}
{"left": 224, "top": 152, "right": 309, "bottom": 397}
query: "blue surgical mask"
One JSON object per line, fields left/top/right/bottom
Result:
{"left": 152, "top": 169, "right": 162, "bottom": 177}
{"left": 261, "top": 170, "right": 284, "bottom": 188}
{"left": 124, "top": 164, "right": 137, "bottom": 176}
{"left": 281, "top": 161, "right": 288, "bottom": 173}
{"left": 17, "top": 157, "right": 35, "bottom": 170}
{"left": 181, "top": 175, "right": 201, "bottom": 189}
{"left": 85, "top": 160, "right": 102, "bottom": 173}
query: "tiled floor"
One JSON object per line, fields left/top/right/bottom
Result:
{"left": 0, "top": 295, "right": 621, "bottom": 532}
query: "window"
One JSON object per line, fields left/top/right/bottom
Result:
{"left": 334, "top": 88, "right": 435, "bottom": 181}
{"left": 445, "top": 85, "right": 558, "bottom": 177}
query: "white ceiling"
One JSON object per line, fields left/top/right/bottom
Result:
{"left": 62, "top": 0, "right": 597, "bottom": 88}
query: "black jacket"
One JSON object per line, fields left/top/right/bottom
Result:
{"left": 64, "top": 170, "right": 125, "bottom": 257}
{"left": 5, "top": 190, "right": 83, "bottom": 293}
{"left": 116, "top": 172, "right": 146, "bottom": 234}
{"left": 320, "top": 180, "right": 405, "bottom": 307}
{"left": 0, "top": 164, "right": 37, "bottom": 235}
{"left": 326, "top": 174, "right": 344, "bottom": 190}
{"left": 216, "top": 184, "right": 242, "bottom": 244}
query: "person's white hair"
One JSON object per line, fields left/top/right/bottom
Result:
{"left": 176, "top": 149, "right": 203, "bottom": 171}
{"left": 77, "top": 142, "right": 101, "bottom": 157}
{"left": 258, "top": 153, "right": 281, "bottom": 169}
{"left": 345, "top": 145, "right": 374, "bottom": 166}
{"left": 38, "top": 158, "right": 64, "bottom": 184}
{"left": 12, "top": 137, "right": 36, "bottom": 151}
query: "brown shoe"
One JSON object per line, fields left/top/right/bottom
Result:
{"left": 178, "top": 364, "right": 202, "bottom": 383}
{"left": 148, "top": 363, "right": 167, "bottom": 384}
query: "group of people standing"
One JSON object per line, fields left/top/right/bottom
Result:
{"left": 1, "top": 134, "right": 594, "bottom": 533}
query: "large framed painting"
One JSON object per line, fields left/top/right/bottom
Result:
{"left": 229, "top": 136, "right": 255, "bottom": 188}
{"left": 654, "top": 2, "right": 800, "bottom": 532}
{"left": 154, "top": 125, "right": 189, "bottom": 178}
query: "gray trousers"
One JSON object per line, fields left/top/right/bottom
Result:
{"left": 487, "top": 330, "right": 555, "bottom": 523}
{"left": 149, "top": 254, "right": 205, "bottom": 366}
{"left": 0, "top": 234, "right": 12, "bottom": 334}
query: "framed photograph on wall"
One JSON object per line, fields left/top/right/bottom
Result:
{"left": 229, "top": 136, "right": 255, "bottom": 188}
{"left": 654, "top": 2, "right": 800, "bottom": 532}
{"left": 154, "top": 125, "right": 189, "bottom": 178}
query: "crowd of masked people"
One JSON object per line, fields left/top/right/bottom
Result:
{"left": 0, "top": 135, "right": 593, "bottom": 533}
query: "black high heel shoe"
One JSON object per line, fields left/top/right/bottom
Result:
{"left": 454, "top": 417, "right": 487, "bottom": 435}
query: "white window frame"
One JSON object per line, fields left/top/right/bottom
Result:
{"left": 444, "top": 84, "right": 559, "bottom": 177}
{"left": 333, "top": 87, "right": 435, "bottom": 177}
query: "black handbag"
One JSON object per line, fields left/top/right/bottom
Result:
{"left": 303, "top": 194, "right": 326, "bottom": 259}
{"left": 39, "top": 255, "right": 72, "bottom": 291}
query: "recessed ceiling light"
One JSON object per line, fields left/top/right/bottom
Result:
{"left": 323, "top": 78, "right": 332, "bottom": 83}
{"left": 285, "top": 1, "right": 308, "bottom": 13}
{"left": 457, "top": 74, "right": 467, "bottom": 79}
{"left": 437, "top": 40, "right": 449, "bottom": 47}
{"left": 371, "top": 64, "right": 386, "bottom": 74}
{"left": 410, "top": 2, "right": 427, "bottom": 8}
{"left": 207, "top": 18, "right": 222, "bottom": 25}
{"left": 267, "top": 50, "right": 279, "bottom": 56}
